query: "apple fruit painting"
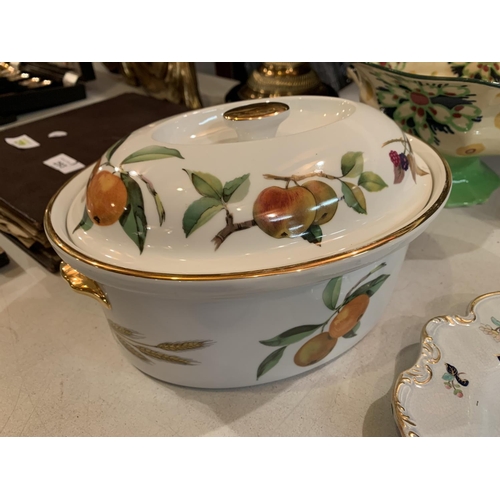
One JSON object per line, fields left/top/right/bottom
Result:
{"left": 253, "top": 186, "right": 317, "bottom": 238}
{"left": 302, "top": 180, "right": 339, "bottom": 225}
{"left": 182, "top": 149, "right": 389, "bottom": 249}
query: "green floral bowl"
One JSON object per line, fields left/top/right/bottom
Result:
{"left": 348, "top": 62, "right": 500, "bottom": 207}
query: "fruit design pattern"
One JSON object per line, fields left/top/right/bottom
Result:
{"left": 73, "top": 136, "right": 184, "bottom": 253}
{"left": 382, "top": 134, "right": 429, "bottom": 184}
{"left": 256, "top": 263, "right": 390, "bottom": 380}
{"left": 182, "top": 151, "right": 388, "bottom": 249}
{"left": 369, "top": 68, "right": 483, "bottom": 146}
{"left": 108, "top": 319, "right": 213, "bottom": 365}
{"left": 442, "top": 363, "right": 469, "bottom": 398}
{"left": 479, "top": 316, "right": 500, "bottom": 342}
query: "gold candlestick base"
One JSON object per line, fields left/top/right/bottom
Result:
{"left": 237, "top": 62, "right": 331, "bottom": 99}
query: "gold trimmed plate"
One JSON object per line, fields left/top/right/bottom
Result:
{"left": 393, "top": 292, "right": 500, "bottom": 437}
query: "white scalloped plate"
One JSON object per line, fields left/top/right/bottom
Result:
{"left": 392, "top": 292, "right": 500, "bottom": 437}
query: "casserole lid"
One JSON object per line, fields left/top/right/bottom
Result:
{"left": 65, "top": 96, "right": 433, "bottom": 275}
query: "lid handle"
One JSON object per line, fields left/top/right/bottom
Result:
{"left": 223, "top": 101, "right": 290, "bottom": 141}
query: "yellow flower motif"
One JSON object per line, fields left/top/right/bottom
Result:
{"left": 456, "top": 143, "right": 486, "bottom": 156}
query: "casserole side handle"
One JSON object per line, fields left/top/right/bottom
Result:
{"left": 60, "top": 262, "right": 111, "bottom": 309}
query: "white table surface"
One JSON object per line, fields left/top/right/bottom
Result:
{"left": 1, "top": 64, "right": 499, "bottom": 437}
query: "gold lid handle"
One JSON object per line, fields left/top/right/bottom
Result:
{"left": 223, "top": 102, "right": 290, "bottom": 121}
{"left": 223, "top": 101, "right": 290, "bottom": 142}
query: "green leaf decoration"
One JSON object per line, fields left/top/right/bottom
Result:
{"left": 343, "top": 322, "right": 360, "bottom": 339}
{"left": 301, "top": 224, "right": 322, "bottom": 245}
{"left": 138, "top": 175, "right": 165, "bottom": 225}
{"left": 260, "top": 324, "right": 323, "bottom": 347}
{"left": 184, "top": 169, "right": 223, "bottom": 200}
{"left": 122, "top": 146, "right": 184, "bottom": 164}
{"left": 322, "top": 276, "right": 342, "bottom": 311}
{"left": 358, "top": 172, "right": 388, "bottom": 192}
{"left": 153, "top": 194, "right": 166, "bottom": 225}
{"left": 119, "top": 173, "right": 148, "bottom": 253}
{"left": 105, "top": 135, "right": 129, "bottom": 162}
{"left": 183, "top": 197, "right": 223, "bottom": 237}
{"left": 341, "top": 181, "right": 367, "bottom": 214}
{"left": 491, "top": 317, "right": 500, "bottom": 328}
{"left": 347, "top": 274, "right": 390, "bottom": 302}
{"left": 73, "top": 205, "right": 93, "bottom": 233}
{"left": 442, "top": 373, "right": 453, "bottom": 381}
{"left": 222, "top": 173, "right": 250, "bottom": 203}
{"left": 341, "top": 152, "right": 364, "bottom": 178}
{"left": 257, "top": 346, "right": 286, "bottom": 380}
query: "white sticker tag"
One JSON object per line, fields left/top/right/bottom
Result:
{"left": 43, "top": 153, "right": 85, "bottom": 174}
{"left": 5, "top": 134, "right": 40, "bottom": 149}
{"left": 48, "top": 130, "right": 68, "bottom": 138}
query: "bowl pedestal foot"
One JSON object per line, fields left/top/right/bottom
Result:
{"left": 445, "top": 155, "right": 500, "bottom": 208}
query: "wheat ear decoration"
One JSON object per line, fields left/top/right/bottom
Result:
{"left": 115, "top": 334, "right": 152, "bottom": 363}
{"left": 134, "top": 346, "right": 198, "bottom": 365}
{"left": 155, "top": 340, "right": 214, "bottom": 351}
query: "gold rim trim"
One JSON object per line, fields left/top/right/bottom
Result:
{"left": 44, "top": 141, "right": 452, "bottom": 282}
{"left": 392, "top": 291, "right": 500, "bottom": 437}
{"left": 223, "top": 102, "right": 289, "bottom": 121}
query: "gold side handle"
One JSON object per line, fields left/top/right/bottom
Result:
{"left": 60, "top": 262, "right": 111, "bottom": 309}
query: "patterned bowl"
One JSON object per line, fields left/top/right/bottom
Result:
{"left": 348, "top": 62, "right": 500, "bottom": 207}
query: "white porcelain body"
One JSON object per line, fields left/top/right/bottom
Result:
{"left": 66, "top": 249, "right": 405, "bottom": 388}
{"left": 45, "top": 136, "right": 450, "bottom": 389}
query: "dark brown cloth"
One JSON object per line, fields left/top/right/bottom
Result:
{"left": 0, "top": 92, "right": 188, "bottom": 271}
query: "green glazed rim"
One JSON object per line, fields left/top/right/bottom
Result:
{"left": 358, "top": 62, "right": 500, "bottom": 89}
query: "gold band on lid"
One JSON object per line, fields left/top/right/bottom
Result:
{"left": 223, "top": 102, "right": 289, "bottom": 121}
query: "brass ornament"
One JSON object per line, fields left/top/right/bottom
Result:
{"left": 237, "top": 62, "right": 331, "bottom": 99}
{"left": 104, "top": 62, "right": 203, "bottom": 110}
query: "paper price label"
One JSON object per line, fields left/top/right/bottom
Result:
{"left": 43, "top": 153, "right": 85, "bottom": 174}
{"left": 5, "top": 134, "right": 40, "bottom": 149}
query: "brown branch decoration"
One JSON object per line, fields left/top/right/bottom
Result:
{"left": 212, "top": 212, "right": 257, "bottom": 250}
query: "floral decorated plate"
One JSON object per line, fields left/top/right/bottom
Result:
{"left": 393, "top": 292, "right": 500, "bottom": 436}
